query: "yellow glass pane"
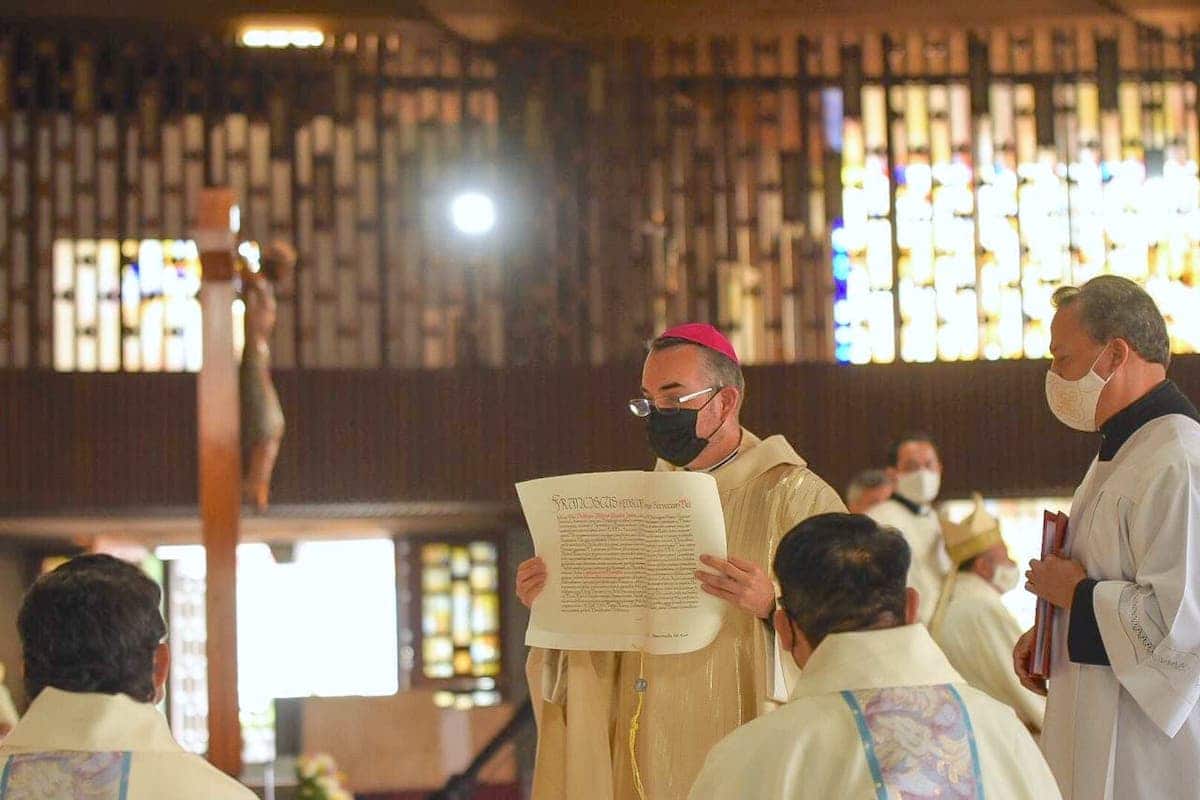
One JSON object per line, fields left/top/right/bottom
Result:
{"left": 469, "top": 565, "right": 498, "bottom": 592}
{"left": 425, "top": 663, "right": 454, "bottom": 679}
{"left": 450, "top": 547, "right": 471, "bottom": 578}
{"left": 468, "top": 542, "right": 497, "bottom": 563}
{"left": 451, "top": 583, "right": 472, "bottom": 646}
{"left": 423, "top": 566, "right": 451, "bottom": 593}
{"left": 470, "top": 634, "right": 500, "bottom": 666}
{"left": 453, "top": 650, "right": 473, "bottom": 675}
{"left": 423, "top": 636, "right": 453, "bottom": 665}
{"left": 471, "top": 594, "right": 499, "bottom": 634}
{"left": 422, "top": 595, "right": 451, "bottom": 636}
{"left": 422, "top": 544, "right": 450, "bottom": 566}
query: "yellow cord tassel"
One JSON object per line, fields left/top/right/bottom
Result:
{"left": 628, "top": 649, "right": 648, "bottom": 800}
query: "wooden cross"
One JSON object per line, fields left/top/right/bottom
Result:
{"left": 195, "top": 188, "right": 243, "bottom": 779}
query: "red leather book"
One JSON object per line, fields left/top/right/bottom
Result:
{"left": 1031, "top": 510, "right": 1069, "bottom": 679}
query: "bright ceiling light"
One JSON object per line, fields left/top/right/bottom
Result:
{"left": 240, "top": 27, "right": 325, "bottom": 49}
{"left": 449, "top": 191, "right": 497, "bottom": 236}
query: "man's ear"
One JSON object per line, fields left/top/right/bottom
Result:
{"left": 152, "top": 642, "right": 170, "bottom": 704}
{"left": 719, "top": 385, "right": 741, "bottom": 417}
{"left": 774, "top": 608, "right": 793, "bottom": 651}
{"left": 1106, "top": 338, "right": 1132, "bottom": 375}
{"left": 777, "top": 609, "right": 818, "bottom": 669}
{"left": 905, "top": 587, "right": 920, "bottom": 625}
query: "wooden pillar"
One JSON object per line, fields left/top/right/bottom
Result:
{"left": 195, "top": 188, "right": 243, "bottom": 779}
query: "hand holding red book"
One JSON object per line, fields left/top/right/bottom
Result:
{"left": 1030, "top": 510, "right": 1069, "bottom": 679}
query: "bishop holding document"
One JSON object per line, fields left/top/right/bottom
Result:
{"left": 515, "top": 324, "right": 845, "bottom": 800}
{"left": 1018, "top": 277, "right": 1200, "bottom": 799}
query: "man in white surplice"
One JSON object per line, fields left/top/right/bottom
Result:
{"left": 0, "top": 554, "right": 256, "bottom": 800}
{"left": 868, "top": 433, "right": 952, "bottom": 625}
{"left": 1018, "top": 276, "right": 1200, "bottom": 799}
{"left": 690, "top": 513, "right": 1060, "bottom": 800}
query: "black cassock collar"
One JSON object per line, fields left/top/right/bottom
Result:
{"left": 1098, "top": 380, "right": 1200, "bottom": 462}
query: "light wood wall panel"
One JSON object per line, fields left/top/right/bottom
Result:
{"left": 4, "top": 356, "right": 1199, "bottom": 513}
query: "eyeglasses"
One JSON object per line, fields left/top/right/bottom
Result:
{"left": 628, "top": 386, "right": 720, "bottom": 418}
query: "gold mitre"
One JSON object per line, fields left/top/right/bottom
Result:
{"left": 940, "top": 493, "right": 1003, "bottom": 564}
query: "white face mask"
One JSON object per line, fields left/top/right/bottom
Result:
{"left": 896, "top": 469, "right": 941, "bottom": 505}
{"left": 990, "top": 562, "right": 1020, "bottom": 594}
{"left": 1045, "top": 346, "right": 1113, "bottom": 432}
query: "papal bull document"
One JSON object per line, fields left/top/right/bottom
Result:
{"left": 517, "top": 470, "right": 728, "bottom": 654}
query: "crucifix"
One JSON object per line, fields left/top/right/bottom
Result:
{"left": 195, "top": 188, "right": 243, "bottom": 779}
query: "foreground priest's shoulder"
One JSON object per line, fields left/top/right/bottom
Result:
{"left": 999, "top": 719, "right": 1062, "bottom": 798}
{"left": 691, "top": 710, "right": 782, "bottom": 796}
{"left": 131, "top": 752, "right": 259, "bottom": 799}
{"left": 686, "top": 690, "right": 844, "bottom": 796}
{"left": 943, "top": 597, "right": 1046, "bottom": 732}
{"left": 952, "top": 685, "right": 1060, "bottom": 799}
{"left": 999, "top": 705, "right": 1062, "bottom": 798}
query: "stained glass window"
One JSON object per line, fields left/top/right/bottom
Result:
{"left": 420, "top": 540, "right": 502, "bottom": 708}
{"left": 52, "top": 239, "right": 121, "bottom": 372}
{"left": 834, "top": 86, "right": 895, "bottom": 365}
{"left": 835, "top": 70, "right": 1200, "bottom": 363}
{"left": 54, "top": 238, "right": 204, "bottom": 372}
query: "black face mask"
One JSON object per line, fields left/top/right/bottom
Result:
{"left": 646, "top": 393, "right": 721, "bottom": 467}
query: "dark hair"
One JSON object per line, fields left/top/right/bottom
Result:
{"left": 886, "top": 432, "right": 938, "bottom": 467}
{"left": 1053, "top": 276, "right": 1170, "bottom": 368}
{"left": 773, "top": 513, "right": 910, "bottom": 648}
{"left": 649, "top": 335, "right": 746, "bottom": 399}
{"left": 18, "top": 554, "right": 166, "bottom": 703}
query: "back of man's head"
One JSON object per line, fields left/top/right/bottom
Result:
{"left": 774, "top": 513, "right": 910, "bottom": 648}
{"left": 1052, "top": 275, "right": 1170, "bottom": 368}
{"left": 18, "top": 554, "right": 166, "bottom": 703}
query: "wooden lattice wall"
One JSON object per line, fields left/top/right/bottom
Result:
{"left": 0, "top": 26, "right": 502, "bottom": 370}
{"left": 1, "top": 21, "right": 1197, "bottom": 368}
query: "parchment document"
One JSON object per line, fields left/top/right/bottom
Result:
{"left": 516, "top": 470, "right": 728, "bottom": 655}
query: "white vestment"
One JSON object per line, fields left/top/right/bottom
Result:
{"left": 689, "top": 624, "right": 1061, "bottom": 800}
{"left": 934, "top": 572, "right": 1045, "bottom": 733}
{"left": 0, "top": 688, "right": 257, "bottom": 799}
{"left": 1042, "top": 414, "right": 1200, "bottom": 799}
{"left": 868, "top": 498, "right": 951, "bottom": 625}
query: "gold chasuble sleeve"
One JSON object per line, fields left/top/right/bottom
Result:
{"left": 526, "top": 430, "right": 845, "bottom": 800}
